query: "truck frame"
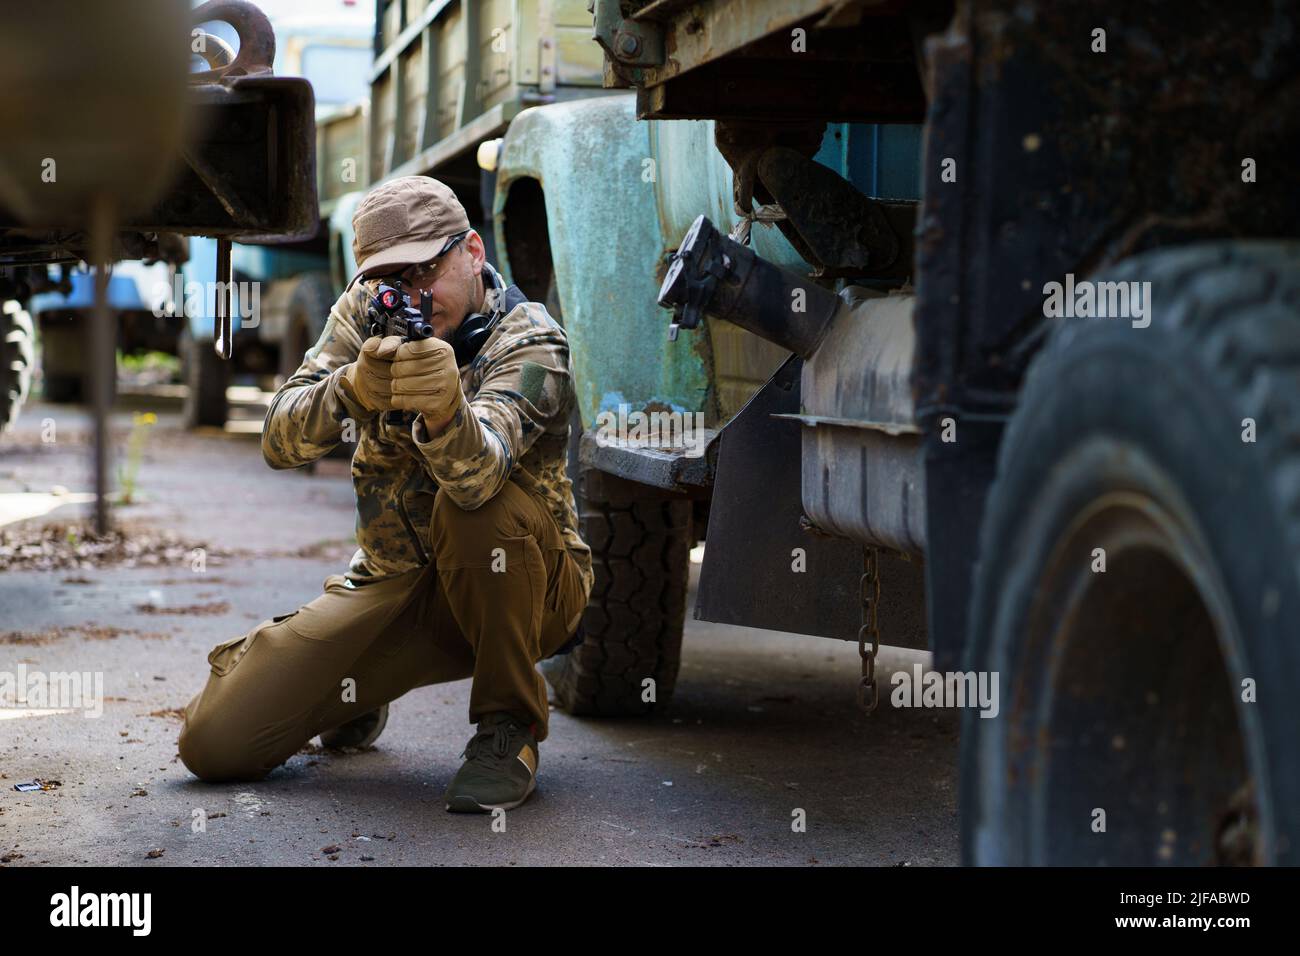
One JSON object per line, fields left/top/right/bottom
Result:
{"left": 0, "top": 0, "right": 318, "bottom": 529}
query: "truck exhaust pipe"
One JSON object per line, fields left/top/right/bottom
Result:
{"left": 658, "top": 214, "right": 840, "bottom": 358}
{"left": 660, "top": 214, "right": 926, "bottom": 556}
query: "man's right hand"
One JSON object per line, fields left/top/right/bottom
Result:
{"left": 341, "top": 335, "right": 403, "bottom": 414}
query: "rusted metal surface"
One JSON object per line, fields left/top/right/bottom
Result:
{"left": 368, "top": 0, "right": 603, "bottom": 185}
{"left": 714, "top": 118, "right": 824, "bottom": 227}
{"left": 634, "top": 0, "right": 836, "bottom": 84}
{"left": 756, "top": 145, "right": 916, "bottom": 277}
{"left": 577, "top": 426, "right": 719, "bottom": 492}
{"left": 188, "top": 0, "right": 277, "bottom": 82}
{"left": 601, "top": 0, "right": 926, "bottom": 121}
{"left": 144, "top": 74, "right": 319, "bottom": 243}
{"left": 659, "top": 213, "right": 925, "bottom": 553}
{"left": 493, "top": 96, "right": 713, "bottom": 429}
{"left": 916, "top": 0, "right": 1300, "bottom": 428}
{"left": 591, "top": 0, "right": 665, "bottom": 68}
{"left": 913, "top": 0, "right": 1300, "bottom": 666}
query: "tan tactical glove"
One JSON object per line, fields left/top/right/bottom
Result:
{"left": 390, "top": 336, "right": 464, "bottom": 429}
{"left": 341, "top": 335, "right": 402, "bottom": 414}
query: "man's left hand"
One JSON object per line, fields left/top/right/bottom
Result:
{"left": 391, "top": 337, "right": 464, "bottom": 429}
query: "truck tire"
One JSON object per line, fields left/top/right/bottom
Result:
{"left": 179, "top": 325, "right": 228, "bottom": 429}
{"left": 546, "top": 461, "right": 693, "bottom": 716}
{"left": 961, "top": 241, "right": 1300, "bottom": 866}
{"left": 279, "top": 273, "right": 352, "bottom": 463}
{"left": 541, "top": 262, "right": 692, "bottom": 716}
{"left": 279, "top": 272, "right": 334, "bottom": 385}
{"left": 1, "top": 300, "right": 34, "bottom": 432}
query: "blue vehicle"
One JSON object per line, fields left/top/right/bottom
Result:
{"left": 26, "top": 261, "right": 173, "bottom": 402}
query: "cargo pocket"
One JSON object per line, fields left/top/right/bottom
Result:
{"left": 207, "top": 633, "right": 253, "bottom": 677}
{"left": 545, "top": 550, "right": 585, "bottom": 639}
{"left": 206, "top": 611, "right": 297, "bottom": 677}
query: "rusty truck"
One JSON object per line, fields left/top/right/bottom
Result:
{"left": 0, "top": 0, "right": 318, "bottom": 528}
{"left": 536, "top": 0, "right": 1300, "bottom": 866}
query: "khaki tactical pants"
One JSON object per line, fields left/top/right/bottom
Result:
{"left": 178, "top": 478, "right": 587, "bottom": 782}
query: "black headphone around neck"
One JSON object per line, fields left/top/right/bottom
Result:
{"left": 449, "top": 263, "right": 527, "bottom": 367}
{"left": 449, "top": 265, "right": 502, "bottom": 367}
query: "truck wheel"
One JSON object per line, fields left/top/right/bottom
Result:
{"left": 549, "top": 470, "right": 692, "bottom": 716}
{"left": 179, "top": 325, "right": 228, "bottom": 428}
{"left": 961, "top": 241, "right": 1300, "bottom": 866}
{"left": 279, "top": 273, "right": 351, "bottom": 461}
{"left": 543, "top": 407, "right": 692, "bottom": 716}
{"left": 1, "top": 300, "right": 34, "bottom": 431}
{"left": 279, "top": 273, "right": 333, "bottom": 384}
{"left": 538, "top": 263, "right": 692, "bottom": 716}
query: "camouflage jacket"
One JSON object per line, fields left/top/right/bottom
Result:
{"left": 262, "top": 266, "right": 594, "bottom": 600}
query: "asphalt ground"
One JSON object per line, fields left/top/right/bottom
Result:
{"left": 0, "top": 396, "right": 958, "bottom": 866}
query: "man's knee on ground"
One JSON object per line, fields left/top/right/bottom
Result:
{"left": 178, "top": 712, "right": 270, "bottom": 783}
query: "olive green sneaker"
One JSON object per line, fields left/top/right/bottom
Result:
{"left": 444, "top": 712, "right": 539, "bottom": 812}
{"left": 319, "top": 703, "right": 389, "bottom": 750}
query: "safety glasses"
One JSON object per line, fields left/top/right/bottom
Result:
{"left": 401, "top": 231, "right": 468, "bottom": 287}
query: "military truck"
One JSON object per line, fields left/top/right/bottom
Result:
{"left": 0, "top": 0, "right": 318, "bottom": 529}
{"left": 180, "top": 4, "right": 371, "bottom": 428}
{"left": 555, "top": 0, "right": 1300, "bottom": 867}
{"left": 1, "top": 1, "right": 318, "bottom": 435}
{"left": 329, "top": 0, "right": 614, "bottom": 259}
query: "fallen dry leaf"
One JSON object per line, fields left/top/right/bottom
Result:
{"left": 134, "top": 601, "right": 230, "bottom": 616}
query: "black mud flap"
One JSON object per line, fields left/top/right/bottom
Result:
{"left": 696, "top": 355, "right": 927, "bottom": 649}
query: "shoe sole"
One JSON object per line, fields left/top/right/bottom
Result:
{"left": 445, "top": 776, "right": 536, "bottom": 813}
{"left": 319, "top": 704, "right": 389, "bottom": 750}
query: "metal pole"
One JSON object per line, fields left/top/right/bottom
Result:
{"left": 89, "top": 193, "right": 115, "bottom": 536}
{"left": 215, "top": 237, "right": 232, "bottom": 359}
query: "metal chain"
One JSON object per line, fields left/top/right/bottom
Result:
{"left": 856, "top": 547, "right": 881, "bottom": 713}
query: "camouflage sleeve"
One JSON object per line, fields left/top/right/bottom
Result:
{"left": 261, "top": 284, "right": 372, "bottom": 470}
{"left": 411, "top": 303, "right": 571, "bottom": 510}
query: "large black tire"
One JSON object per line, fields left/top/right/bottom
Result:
{"left": 961, "top": 241, "right": 1300, "bottom": 866}
{"left": 179, "top": 325, "right": 229, "bottom": 428}
{"left": 540, "top": 269, "right": 692, "bottom": 716}
{"left": 546, "top": 464, "right": 693, "bottom": 716}
{"left": 1, "top": 300, "right": 34, "bottom": 432}
{"left": 280, "top": 273, "right": 352, "bottom": 463}
{"left": 278, "top": 272, "right": 333, "bottom": 384}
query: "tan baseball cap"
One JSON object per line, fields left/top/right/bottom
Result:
{"left": 345, "top": 175, "right": 471, "bottom": 292}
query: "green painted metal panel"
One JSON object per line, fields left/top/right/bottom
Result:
{"left": 494, "top": 95, "right": 713, "bottom": 430}
{"left": 495, "top": 95, "right": 826, "bottom": 431}
{"left": 648, "top": 117, "right": 810, "bottom": 271}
